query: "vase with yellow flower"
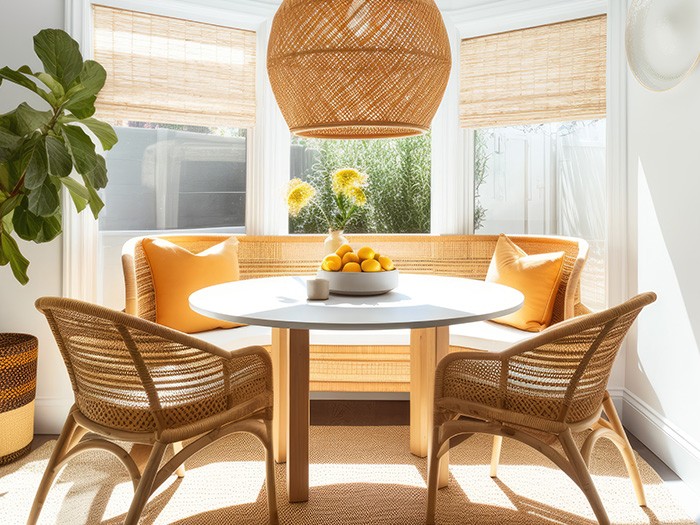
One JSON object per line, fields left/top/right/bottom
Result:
{"left": 286, "top": 168, "right": 369, "bottom": 253}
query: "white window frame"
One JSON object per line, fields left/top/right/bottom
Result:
{"left": 64, "top": 0, "right": 289, "bottom": 301}
{"left": 451, "top": 0, "right": 628, "bottom": 313}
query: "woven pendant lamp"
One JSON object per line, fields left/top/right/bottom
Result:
{"left": 267, "top": 0, "right": 452, "bottom": 139}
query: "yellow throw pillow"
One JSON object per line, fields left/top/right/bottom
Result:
{"left": 485, "top": 234, "right": 565, "bottom": 332}
{"left": 142, "top": 236, "right": 242, "bottom": 333}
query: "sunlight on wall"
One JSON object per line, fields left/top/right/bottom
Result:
{"left": 633, "top": 160, "right": 700, "bottom": 441}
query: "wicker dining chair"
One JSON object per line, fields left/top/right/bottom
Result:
{"left": 426, "top": 292, "right": 656, "bottom": 525}
{"left": 29, "top": 297, "right": 278, "bottom": 525}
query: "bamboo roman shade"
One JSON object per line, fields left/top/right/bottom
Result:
{"left": 93, "top": 5, "right": 256, "bottom": 128}
{"left": 460, "top": 15, "right": 607, "bottom": 129}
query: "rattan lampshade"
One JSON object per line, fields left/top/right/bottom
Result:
{"left": 267, "top": 0, "right": 451, "bottom": 139}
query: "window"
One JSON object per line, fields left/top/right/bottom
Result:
{"left": 92, "top": 5, "right": 255, "bottom": 308}
{"left": 100, "top": 122, "right": 247, "bottom": 232}
{"left": 461, "top": 16, "right": 608, "bottom": 310}
{"left": 474, "top": 120, "right": 607, "bottom": 309}
{"left": 289, "top": 135, "right": 432, "bottom": 234}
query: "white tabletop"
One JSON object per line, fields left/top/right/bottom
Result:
{"left": 190, "top": 274, "right": 523, "bottom": 331}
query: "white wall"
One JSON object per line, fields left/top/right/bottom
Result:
{"left": 0, "top": 0, "right": 74, "bottom": 433}
{"left": 624, "top": 26, "right": 700, "bottom": 493}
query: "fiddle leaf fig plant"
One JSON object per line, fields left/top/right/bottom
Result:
{"left": 0, "top": 29, "right": 116, "bottom": 284}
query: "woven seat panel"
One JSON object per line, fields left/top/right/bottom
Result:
{"left": 46, "top": 306, "right": 270, "bottom": 434}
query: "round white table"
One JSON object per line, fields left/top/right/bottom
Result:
{"left": 190, "top": 274, "right": 523, "bottom": 503}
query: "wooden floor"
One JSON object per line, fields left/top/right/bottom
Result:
{"left": 28, "top": 400, "right": 700, "bottom": 524}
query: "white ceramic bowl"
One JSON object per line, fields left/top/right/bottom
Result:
{"left": 317, "top": 269, "right": 399, "bottom": 296}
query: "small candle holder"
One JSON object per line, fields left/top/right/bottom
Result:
{"left": 307, "top": 278, "right": 330, "bottom": 300}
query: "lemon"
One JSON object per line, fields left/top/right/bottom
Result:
{"left": 342, "top": 252, "right": 360, "bottom": 266}
{"left": 321, "top": 254, "right": 342, "bottom": 271}
{"left": 373, "top": 253, "right": 381, "bottom": 261}
{"left": 336, "top": 244, "right": 353, "bottom": 257}
{"left": 357, "top": 246, "right": 375, "bottom": 261}
{"left": 342, "top": 262, "right": 361, "bottom": 272}
{"left": 378, "top": 255, "right": 395, "bottom": 271}
{"left": 361, "top": 258, "right": 382, "bottom": 272}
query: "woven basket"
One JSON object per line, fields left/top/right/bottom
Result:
{"left": 0, "top": 333, "right": 38, "bottom": 465}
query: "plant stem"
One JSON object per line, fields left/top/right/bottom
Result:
{"left": 312, "top": 199, "right": 332, "bottom": 231}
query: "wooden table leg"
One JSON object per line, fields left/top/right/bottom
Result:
{"left": 287, "top": 328, "right": 310, "bottom": 503}
{"left": 410, "top": 326, "right": 450, "bottom": 488}
{"left": 271, "top": 328, "right": 289, "bottom": 463}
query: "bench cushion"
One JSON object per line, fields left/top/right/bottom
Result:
{"left": 192, "top": 321, "right": 537, "bottom": 353}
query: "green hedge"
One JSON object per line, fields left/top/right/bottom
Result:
{"left": 289, "top": 134, "right": 431, "bottom": 234}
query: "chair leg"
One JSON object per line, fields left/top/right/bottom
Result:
{"left": 27, "top": 413, "right": 80, "bottom": 525}
{"left": 264, "top": 421, "right": 279, "bottom": 525}
{"left": 172, "top": 441, "right": 186, "bottom": 478}
{"left": 124, "top": 442, "right": 167, "bottom": 525}
{"left": 490, "top": 435, "right": 503, "bottom": 478}
{"left": 426, "top": 425, "right": 443, "bottom": 525}
{"left": 559, "top": 429, "right": 611, "bottom": 525}
{"left": 602, "top": 394, "right": 646, "bottom": 506}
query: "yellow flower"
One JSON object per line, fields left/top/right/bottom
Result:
{"left": 346, "top": 186, "right": 367, "bottom": 206}
{"left": 331, "top": 168, "right": 367, "bottom": 197}
{"left": 286, "top": 178, "right": 316, "bottom": 216}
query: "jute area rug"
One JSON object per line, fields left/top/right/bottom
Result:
{"left": 0, "top": 426, "right": 693, "bottom": 525}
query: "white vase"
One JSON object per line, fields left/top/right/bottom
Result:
{"left": 323, "top": 229, "right": 348, "bottom": 255}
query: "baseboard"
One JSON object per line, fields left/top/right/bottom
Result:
{"left": 620, "top": 388, "right": 700, "bottom": 495}
{"left": 34, "top": 397, "right": 72, "bottom": 434}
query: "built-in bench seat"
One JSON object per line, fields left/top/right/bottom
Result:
{"left": 123, "top": 234, "right": 589, "bottom": 393}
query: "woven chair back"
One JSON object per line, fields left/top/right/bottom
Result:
{"left": 36, "top": 297, "right": 269, "bottom": 434}
{"left": 442, "top": 292, "right": 655, "bottom": 426}
{"left": 122, "top": 234, "right": 588, "bottom": 325}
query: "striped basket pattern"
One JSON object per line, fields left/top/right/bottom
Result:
{"left": 0, "top": 333, "right": 38, "bottom": 465}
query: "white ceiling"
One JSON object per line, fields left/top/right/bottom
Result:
{"left": 226, "top": 0, "right": 521, "bottom": 14}
{"left": 193, "top": 0, "right": 606, "bottom": 36}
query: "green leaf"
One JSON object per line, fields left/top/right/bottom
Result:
{"left": 0, "top": 229, "right": 29, "bottom": 284}
{"left": 12, "top": 201, "right": 61, "bottom": 242}
{"left": 61, "top": 124, "right": 108, "bottom": 188}
{"left": 0, "top": 193, "right": 22, "bottom": 218}
{"left": 0, "top": 162, "right": 10, "bottom": 192}
{"left": 11, "top": 199, "right": 41, "bottom": 240}
{"left": 0, "top": 128, "right": 21, "bottom": 150}
{"left": 65, "top": 96, "right": 96, "bottom": 119}
{"left": 65, "top": 60, "right": 105, "bottom": 104}
{"left": 85, "top": 155, "right": 108, "bottom": 190}
{"left": 45, "top": 135, "right": 73, "bottom": 178}
{"left": 86, "top": 183, "right": 105, "bottom": 218}
{"left": 60, "top": 176, "right": 89, "bottom": 213}
{"left": 33, "top": 29, "right": 83, "bottom": 89}
{"left": 62, "top": 116, "right": 118, "bottom": 151}
{"left": 35, "top": 72, "right": 65, "bottom": 100}
{"left": 2, "top": 103, "right": 52, "bottom": 136}
{"left": 1, "top": 212, "right": 13, "bottom": 236}
{"left": 0, "top": 66, "right": 52, "bottom": 105}
{"left": 35, "top": 210, "right": 61, "bottom": 242}
{"left": 27, "top": 179, "right": 60, "bottom": 217}
{"left": 63, "top": 60, "right": 106, "bottom": 119}
{"left": 22, "top": 137, "right": 48, "bottom": 190}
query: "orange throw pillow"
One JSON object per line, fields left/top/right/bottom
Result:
{"left": 485, "top": 234, "right": 565, "bottom": 332}
{"left": 142, "top": 236, "right": 242, "bottom": 333}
